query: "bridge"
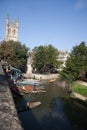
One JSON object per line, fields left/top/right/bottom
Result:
{"left": 0, "top": 64, "right": 23, "bottom": 130}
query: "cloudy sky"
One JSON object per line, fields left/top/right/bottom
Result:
{"left": 0, "top": 0, "right": 87, "bottom": 51}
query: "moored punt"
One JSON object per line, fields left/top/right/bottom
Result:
{"left": 10, "top": 86, "right": 24, "bottom": 96}
{"left": 17, "top": 86, "right": 46, "bottom": 94}
{"left": 27, "top": 101, "right": 41, "bottom": 108}
{"left": 23, "top": 78, "right": 40, "bottom": 83}
{"left": 17, "top": 78, "right": 41, "bottom": 86}
{"left": 13, "top": 78, "right": 45, "bottom": 94}
{"left": 36, "top": 85, "right": 45, "bottom": 90}
{"left": 31, "top": 90, "right": 38, "bottom": 94}
{"left": 17, "top": 101, "right": 41, "bottom": 112}
{"left": 16, "top": 85, "right": 34, "bottom": 93}
{"left": 10, "top": 81, "right": 45, "bottom": 95}
{"left": 49, "top": 79, "right": 56, "bottom": 83}
{"left": 16, "top": 81, "right": 45, "bottom": 92}
{"left": 37, "top": 89, "right": 46, "bottom": 93}
{"left": 31, "top": 89, "right": 46, "bottom": 94}
{"left": 18, "top": 91, "right": 24, "bottom": 96}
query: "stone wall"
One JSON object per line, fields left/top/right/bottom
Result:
{"left": 0, "top": 64, "right": 23, "bottom": 130}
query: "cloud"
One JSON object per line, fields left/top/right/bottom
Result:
{"left": 74, "top": 0, "right": 87, "bottom": 10}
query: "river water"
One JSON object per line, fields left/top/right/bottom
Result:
{"left": 14, "top": 81, "right": 87, "bottom": 130}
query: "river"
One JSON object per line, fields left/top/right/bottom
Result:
{"left": 13, "top": 81, "right": 87, "bottom": 130}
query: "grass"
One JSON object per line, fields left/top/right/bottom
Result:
{"left": 72, "top": 82, "right": 87, "bottom": 97}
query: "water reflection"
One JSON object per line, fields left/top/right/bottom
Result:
{"left": 14, "top": 82, "right": 72, "bottom": 130}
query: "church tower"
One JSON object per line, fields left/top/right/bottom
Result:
{"left": 5, "top": 16, "right": 19, "bottom": 41}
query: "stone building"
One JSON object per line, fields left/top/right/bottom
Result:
{"left": 5, "top": 16, "right": 19, "bottom": 41}
{"left": 57, "top": 50, "right": 69, "bottom": 68}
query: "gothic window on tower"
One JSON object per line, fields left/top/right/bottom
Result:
{"left": 8, "top": 28, "right": 11, "bottom": 35}
{"left": 13, "top": 29, "right": 16, "bottom": 37}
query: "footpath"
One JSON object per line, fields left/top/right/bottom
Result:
{"left": 77, "top": 80, "right": 87, "bottom": 87}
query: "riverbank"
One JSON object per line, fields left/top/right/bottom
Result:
{"left": 23, "top": 73, "right": 59, "bottom": 80}
{"left": 71, "top": 81, "right": 87, "bottom": 101}
{"left": 72, "top": 92, "right": 87, "bottom": 101}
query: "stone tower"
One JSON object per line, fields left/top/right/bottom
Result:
{"left": 5, "top": 16, "right": 19, "bottom": 41}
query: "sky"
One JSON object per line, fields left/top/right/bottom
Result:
{"left": 0, "top": 0, "right": 87, "bottom": 52}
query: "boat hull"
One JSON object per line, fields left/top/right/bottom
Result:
{"left": 17, "top": 101, "right": 41, "bottom": 112}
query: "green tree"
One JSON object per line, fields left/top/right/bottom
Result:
{"left": 60, "top": 42, "right": 87, "bottom": 86}
{"left": 32, "top": 44, "right": 59, "bottom": 73}
{"left": 0, "top": 40, "right": 29, "bottom": 72}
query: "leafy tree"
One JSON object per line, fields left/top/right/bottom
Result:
{"left": 32, "top": 44, "right": 59, "bottom": 73}
{"left": 0, "top": 40, "right": 29, "bottom": 72}
{"left": 60, "top": 42, "right": 87, "bottom": 86}
{"left": 71, "top": 42, "right": 87, "bottom": 79}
